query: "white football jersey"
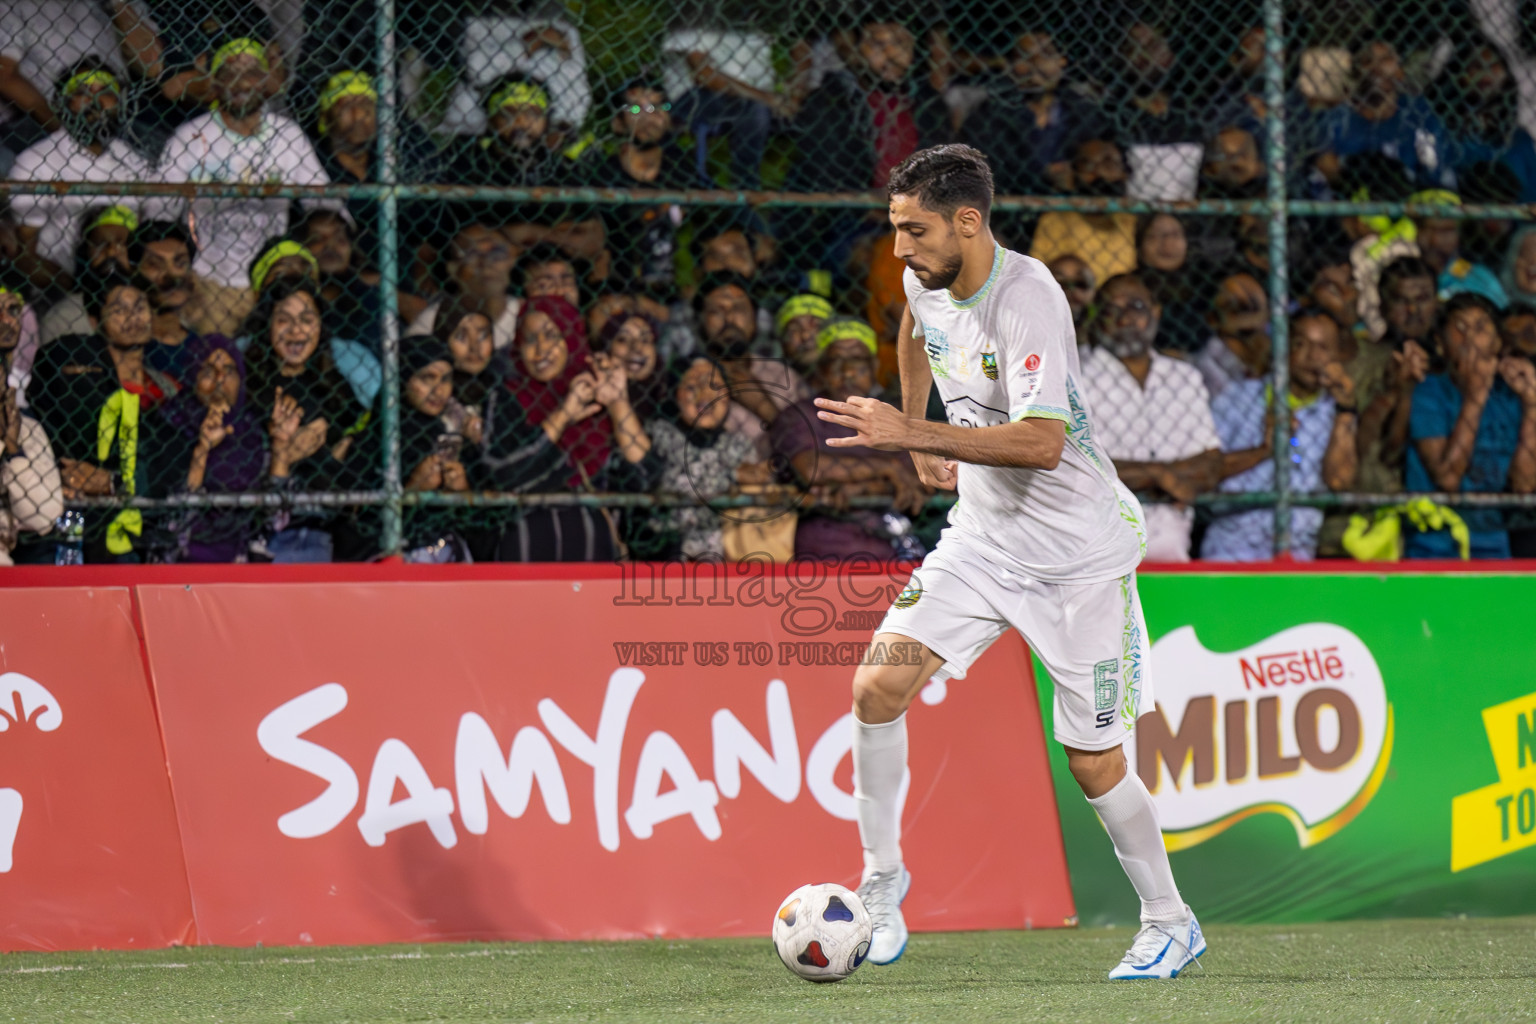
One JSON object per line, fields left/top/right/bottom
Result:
{"left": 905, "top": 246, "right": 1144, "bottom": 584}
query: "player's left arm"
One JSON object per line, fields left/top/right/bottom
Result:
{"left": 813, "top": 397, "right": 1065, "bottom": 469}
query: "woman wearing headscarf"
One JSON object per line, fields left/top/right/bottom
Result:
{"left": 1502, "top": 225, "right": 1536, "bottom": 309}
{"left": 497, "top": 295, "right": 661, "bottom": 560}
{"left": 148, "top": 334, "right": 265, "bottom": 561}
{"left": 635, "top": 355, "right": 763, "bottom": 560}
{"left": 396, "top": 336, "right": 477, "bottom": 561}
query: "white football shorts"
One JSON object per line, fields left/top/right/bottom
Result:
{"left": 877, "top": 532, "right": 1153, "bottom": 751}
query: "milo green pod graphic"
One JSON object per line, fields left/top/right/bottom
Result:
{"left": 1125, "top": 624, "right": 1392, "bottom": 851}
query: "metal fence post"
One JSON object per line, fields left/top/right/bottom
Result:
{"left": 1263, "top": 0, "right": 1292, "bottom": 557}
{"left": 376, "top": 0, "right": 403, "bottom": 554}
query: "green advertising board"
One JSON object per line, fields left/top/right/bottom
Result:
{"left": 1037, "top": 573, "right": 1536, "bottom": 926}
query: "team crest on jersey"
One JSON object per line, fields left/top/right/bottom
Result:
{"left": 894, "top": 576, "right": 923, "bottom": 609}
{"left": 981, "top": 350, "right": 998, "bottom": 379}
{"left": 923, "top": 325, "right": 950, "bottom": 379}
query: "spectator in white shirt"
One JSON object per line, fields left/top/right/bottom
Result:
{"left": 156, "top": 38, "right": 336, "bottom": 320}
{"left": 407, "top": 221, "right": 523, "bottom": 351}
{"left": 9, "top": 60, "right": 153, "bottom": 289}
{"left": 1195, "top": 270, "right": 1271, "bottom": 401}
{"left": 437, "top": 4, "right": 591, "bottom": 139}
{"left": 1079, "top": 273, "right": 1223, "bottom": 562}
{"left": 0, "top": 0, "right": 155, "bottom": 175}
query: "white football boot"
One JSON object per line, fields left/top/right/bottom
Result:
{"left": 1108, "top": 909, "right": 1205, "bottom": 980}
{"left": 856, "top": 865, "right": 912, "bottom": 965}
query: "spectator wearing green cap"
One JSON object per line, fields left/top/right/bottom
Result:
{"left": 157, "top": 36, "right": 340, "bottom": 316}
{"left": 444, "top": 71, "right": 606, "bottom": 291}
{"left": 0, "top": 1, "right": 150, "bottom": 176}
{"left": 775, "top": 293, "right": 833, "bottom": 378}
{"left": 769, "top": 317, "right": 927, "bottom": 561}
{"left": 9, "top": 59, "right": 152, "bottom": 292}
{"left": 126, "top": 1, "right": 278, "bottom": 118}
{"left": 437, "top": 9, "right": 592, "bottom": 141}
{"left": 39, "top": 204, "right": 141, "bottom": 345}
{"left": 454, "top": 72, "right": 587, "bottom": 189}
{"left": 311, "top": 68, "right": 439, "bottom": 296}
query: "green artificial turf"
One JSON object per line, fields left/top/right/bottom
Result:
{"left": 2, "top": 917, "right": 1533, "bottom": 1023}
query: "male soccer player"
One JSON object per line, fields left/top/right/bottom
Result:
{"left": 814, "top": 144, "right": 1204, "bottom": 979}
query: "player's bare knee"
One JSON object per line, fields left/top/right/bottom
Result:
{"left": 1064, "top": 744, "right": 1128, "bottom": 799}
{"left": 851, "top": 665, "right": 916, "bottom": 725}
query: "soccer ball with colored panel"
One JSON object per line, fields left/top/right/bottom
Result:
{"left": 772, "top": 883, "right": 873, "bottom": 982}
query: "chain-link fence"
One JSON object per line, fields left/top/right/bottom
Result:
{"left": 0, "top": 0, "right": 1532, "bottom": 565}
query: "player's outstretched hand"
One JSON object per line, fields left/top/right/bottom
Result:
{"left": 911, "top": 452, "right": 958, "bottom": 491}
{"left": 814, "top": 396, "right": 911, "bottom": 451}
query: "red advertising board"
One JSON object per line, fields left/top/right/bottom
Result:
{"left": 0, "top": 587, "right": 196, "bottom": 952}
{"left": 137, "top": 570, "right": 1074, "bottom": 946}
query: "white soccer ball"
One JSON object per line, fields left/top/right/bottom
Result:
{"left": 772, "top": 883, "right": 873, "bottom": 982}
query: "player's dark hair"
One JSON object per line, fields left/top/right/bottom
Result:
{"left": 887, "top": 144, "right": 994, "bottom": 222}
{"left": 1378, "top": 255, "right": 1437, "bottom": 302}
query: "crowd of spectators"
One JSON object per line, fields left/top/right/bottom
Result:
{"left": 0, "top": 0, "right": 1534, "bottom": 564}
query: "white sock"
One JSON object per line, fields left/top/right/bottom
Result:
{"left": 1087, "top": 770, "right": 1187, "bottom": 926}
{"left": 853, "top": 712, "right": 907, "bottom": 875}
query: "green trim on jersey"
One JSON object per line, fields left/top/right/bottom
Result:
{"left": 1064, "top": 375, "right": 1109, "bottom": 477}
{"left": 1011, "top": 406, "right": 1070, "bottom": 423}
{"left": 947, "top": 246, "right": 1006, "bottom": 310}
{"left": 1118, "top": 574, "right": 1143, "bottom": 730}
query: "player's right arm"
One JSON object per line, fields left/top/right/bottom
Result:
{"left": 897, "top": 303, "right": 957, "bottom": 490}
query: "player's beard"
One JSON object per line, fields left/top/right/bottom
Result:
{"left": 911, "top": 250, "right": 963, "bottom": 291}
